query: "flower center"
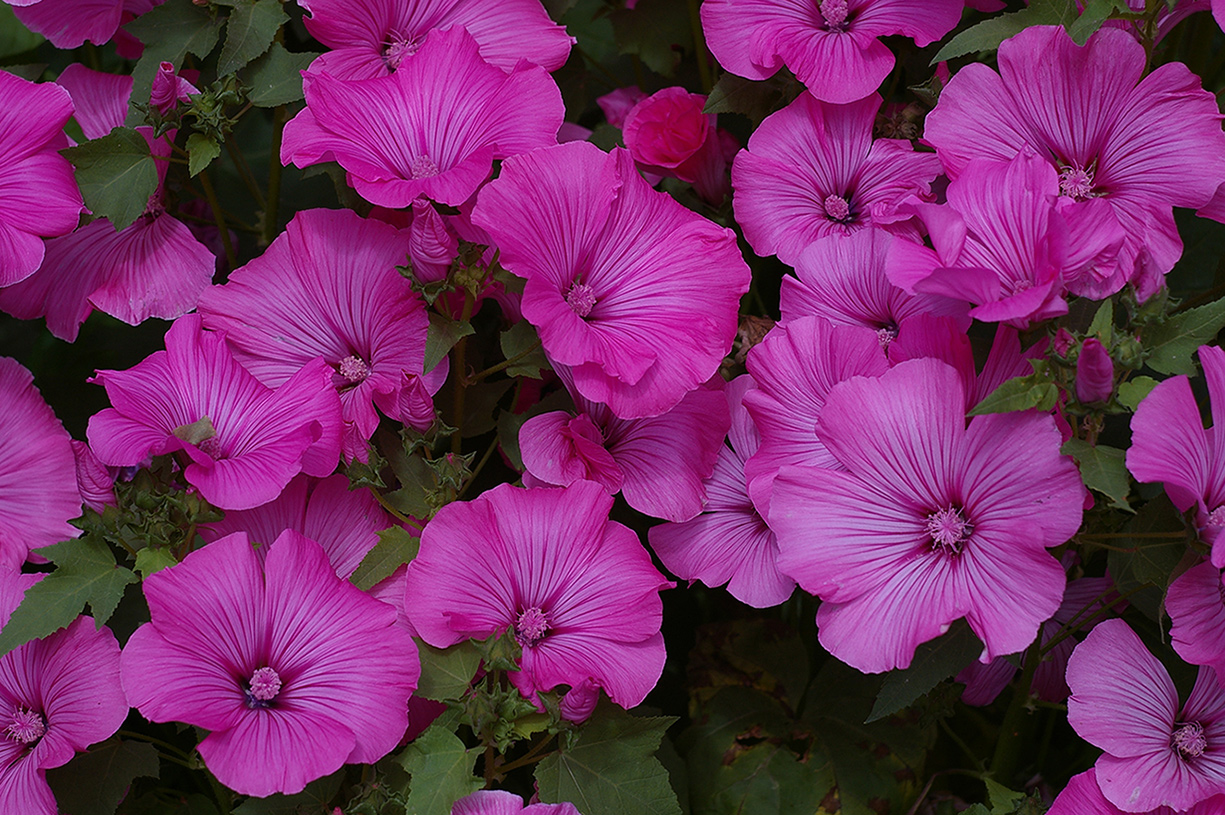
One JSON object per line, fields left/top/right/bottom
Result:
{"left": 382, "top": 35, "right": 420, "bottom": 70}
{"left": 823, "top": 194, "right": 853, "bottom": 224}
{"left": 876, "top": 323, "right": 899, "bottom": 350}
{"left": 245, "top": 666, "right": 282, "bottom": 709}
{"left": 338, "top": 355, "right": 370, "bottom": 384}
{"left": 1208, "top": 505, "right": 1225, "bottom": 527}
{"left": 514, "top": 607, "right": 550, "bottom": 648}
{"left": 926, "top": 506, "right": 972, "bottom": 556}
{"left": 5, "top": 708, "right": 45, "bottom": 745}
{"left": 409, "top": 155, "right": 440, "bottom": 180}
{"left": 1058, "top": 165, "right": 1096, "bottom": 201}
{"left": 566, "top": 281, "right": 597, "bottom": 318}
{"left": 1173, "top": 721, "right": 1207, "bottom": 759}
{"left": 820, "top": 0, "right": 850, "bottom": 30}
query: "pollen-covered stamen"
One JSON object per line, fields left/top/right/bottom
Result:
{"left": 1207, "top": 505, "right": 1225, "bottom": 527}
{"left": 875, "top": 322, "right": 899, "bottom": 350}
{"left": 338, "top": 355, "right": 370, "bottom": 384}
{"left": 514, "top": 606, "right": 550, "bottom": 647}
{"left": 245, "top": 666, "right": 282, "bottom": 709}
{"left": 820, "top": 0, "right": 850, "bottom": 30}
{"left": 409, "top": 154, "right": 440, "bottom": 180}
{"left": 566, "top": 281, "right": 597, "bottom": 318}
{"left": 926, "top": 506, "right": 972, "bottom": 556}
{"left": 823, "top": 194, "right": 853, "bottom": 224}
{"left": 382, "top": 35, "right": 420, "bottom": 70}
{"left": 1058, "top": 165, "right": 1095, "bottom": 200}
{"left": 1173, "top": 721, "right": 1207, "bottom": 759}
{"left": 5, "top": 708, "right": 45, "bottom": 745}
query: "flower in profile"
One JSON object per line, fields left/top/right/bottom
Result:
{"left": 452, "top": 790, "right": 581, "bottom": 815}
{"left": 924, "top": 25, "right": 1225, "bottom": 299}
{"left": 121, "top": 530, "right": 420, "bottom": 797}
{"left": 281, "top": 26, "right": 563, "bottom": 208}
{"left": 1067, "top": 619, "right": 1225, "bottom": 812}
{"left": 0, "top": 570, "right": 128, "bottom": 815}
{"left": 198, "top": 208, "right": 433, "bottom": 460}
{"left": 87, "top": 314, "right": 343, "bottom": 511}
{"left": 472, "top": 141, "right": 750, "bottom": 419}
{"left": 732, "top": 93, "right": 942, "bottom": 266}
{"left": 149, "top": 60, "right": 198, "bottom": 114}
{"left": 0, "top": 357, "right": 82, "bottom": 567}
{"left": 405, "top": 481, "right": 672, "bottom": 708}
{"left": 769, "top": 358, "right": 1084, "bottom": 673}
{"left": 1167, "top": 562, "right": 1225, "bottom": 684}
{"left": 700, "top": 0, "right": 962, "bottom": 104}
{"left": 1128, "top": 344, "right": 1225, "bottom": 563}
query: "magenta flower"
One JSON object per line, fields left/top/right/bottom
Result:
{"left": 299, "top": 0, "right": 571, "bottom": 80}
{"left": 1167, "top": 562, "right": 1225, "bottom": 682}
{"left": 1050, "top": 769, "right": 1225, "bottom": 815}
{"left": 769, "top": 357, "right": 1084, "bottom": 673}
{"left": 0, "top": 570, "right": 128, "bottom": 815}
{"left": 0, "top": 357, "right": 82, "bottom": 567}
{"left": 87, "top": 314, "right": 343, "bottom": 511}
{"left": 622, "top": 87, "right": 729, "bottom": 203}
{"left": 731, "top": 92, "right": 942, "bottom": 266}
{"left": 405, "top": 481, "right": 672, "bottom": 708}
{"left": 1067, "top": 619, "right": 1225, "bottom": 812}
{"left": 472, "top": 141, "right": 750, "bottom": 419}
{"left": 198, "top": 208, "right": 433, "bottom": 460}
{"left": 452, "top": 790, "right": 581, "bottom": 815}
{"left": 0, "top": 70, "right": 83, "bottom": 286}
{"left": 700, "top": 0, "right": 962, "bottom": 103}
{"left": 649, "top": 376, "right": 795, "bottom": 608}
{"left": 6, "top": 0, "right": 157, "bottom": 48}
{"left": 122, "top": 529, "right": 419, "bottom": 797}
{"left": 1128, "top": 344, "right": 1225, "bottom": 564}
{"left": 924, "top": 25, "right": 1225, "bottom": 298}
{"left": 281, "top": 26, "right": 563, "bottom": 208}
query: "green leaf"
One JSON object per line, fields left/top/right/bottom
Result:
{"left": 703, "top": 72, "right": 803, "bottom": 124}
{"left": 397, "top": 725, "right": 484, "bottom": 815}
{"left": 536, "top": 700, "right": 681, "bottom": 815}
{"left": 1087, "top": 299, "right": 1113, "bottom": 341}
{"left": 1067, "top": 0, "right": 1128, "bottom": 44}
{"left": 415, "top": 639, "right": 481, "bottom": 701}
{"left": 0, "top": 4, "right": 43, "bottom": 59}
{"left": 135, "top": 547, "right": 178, "bottom": 579}
{"left": 1107, "top": 494, "right": 1189, "bottom": 620}
{"left": 1061, "top": 440, "right": 1132, "bottom": 511}
{"left": 124, "top": 0, "right": 224, "bottom": 120}
{"left": 425, "top": 312, "right": 474, "bottom": 374}
{"left": 499, "top": 320, "right": 548, "bottom": 379}
{"left": 984, "top": 777, "right": 1025, "bottom": 814}
{"left": 962, "top": 807, "right": 992, "bottom": 815}
{"left": 45, "top": 740, "right": 159, "bottom": 815}
{"left": 1143, "top": 297, "right": 1225, "bottom": 375}
{"left": 0, "top": 537, "right": 138, "bottom": 657}
{"left": 687, "top": 619, "right": 810, "bottom": 710}
{"left": 231, "top": 770, "right": 344, "bottom": 814}
{"left": 608, "top": 0, "right": 690, "bottom": 76}
{"left": 1118, "top": 376, "right": 1160, "bottom": 411}
{"left": 242, "top": 43, "right": 319, "bottom": 107}
{"left": 968, "top": 364, "right": 1058, "bottom": 416}
{"left": 867, "top": 621, "right": 982, "bottom": 722}
{"left": 933, "top": 0, "right": 1077, "bottom": 63}
{"left": 216, "top": 0, "right": 288, "bottom": 76}
{"left": 349, "top": 526, "right": 420, "bottom": 591}
{"left": 61, "top": 128, "right": 159, "bottom": 231}
{"left": 185, "top": 132, "right": 221, "bottom": 177}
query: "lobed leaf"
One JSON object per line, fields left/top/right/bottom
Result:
{"left": 216, "top": 0, "right": 288, "bottom": 76}
{"left": 1061, "top": 440, "right": 1132, "bottom": 512}
{"left": 349, "top": 526, "right": 419, "bottom": 591}
{"left": 243, "top": 43, "right": 320, "bottom": 107}
{"left": 45, "top": 740, "right": 159, "bottom": 815}
{"left": 867, "top": 622, "right": 982, "bottom": 723}
{"left": 415, "top": 639, "right": 481, "bottom": 701}
{"left": 1143, "top": 297, "right": 1225, "bottom": 375}
{"left": 933, "top": 0, "right": 1077, "bottom": 63}
{"left": 61, "top": 128, "right": 159, "bottom": 232}
{"left": 397, "top": 725, "right": 484, "bottom": 815}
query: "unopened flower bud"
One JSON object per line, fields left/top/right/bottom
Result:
{"left": 1075, "top": 338, "right": 1114, "bottom": 403}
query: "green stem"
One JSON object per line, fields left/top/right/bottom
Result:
{"left": 451, "top": 292, "right": 477, "bottom": 455}
{"left": 264, "top": 106, "right": 288, "bottom": 245}
{"left": 117, "top": 729, "right": 192, "bottom": 760}
{"left": 457, "top": 434, "right": 500, "bottom": 499}
{"left": 225, "top": 138, "right": 265, "bottom": 209}
{"left": 686, "top": 0, "right": 713, "bottom": 93}
{"left": 495, "top": 733, "right": 558, "bottom": 776}
{"left": 990, "top": 635, "right": 1042, "bottom": 782}
{"left": 469, "top": 339, "right": 543, "bottom": 383}
{"left": 197, "top": 169, "right": 237, "bottom": 268}
{"left": 483, "top": 744, "right": 496, "bottom": 788}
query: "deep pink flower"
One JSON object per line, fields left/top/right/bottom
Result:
{"left": 1128, "top": 344, "right": 1225, "bottom": 564}
{"left": 6, "top": 0, "right": 158, "bottom": 48}
{"left": 198, "top": 208, "right": 432, "bottom": 460}
{"left": 0, "top": 357, "right": 82, "bottom": 567}
{"left": 769, "top": 358, "right": 1084, "bottom": 673}
{"left": 452, "top": 790, "right": 581, "bottom": 815}
{"left": 700, "top": 0, "right": 962, "bottom": 103}
{"left": 622, "top": 87, "right": 729, "bottom": 203}
{"left": 1167, "top": 562, "right": 1225, "bottom": 682}
{"left": 281, "top": 26, "right": 563, "bottom": 208}
{"left": 472, "top": 141, "right": 750, "bottom": 419}
{"left": 87, "top": 314, "right": 343, "bottom": 511}
{"left": 649, "top": 376, "right": 795, "bottom": 608}
{"left": 1067, "top": 619, "right": 1225, "bottom": 812}
{"left": 1049, "top": 769, "right": 1225, "bottom": 815}
{"left": 924, "top": 25, "right": 1225, "bottom": 299}
{"left": 731, "top": 92, "right": 942, "bottom": 266}
{"left": 299, "top": 0, "right": 571, "bottom": 80}
{"left": 0, "top": 570, "right": 128, "bottom": 815}
{"left": 405, "top": 481, "right": 672, "bottom": 708}
{"left": 122, "top": 530, "right": 419, "bottom": 797}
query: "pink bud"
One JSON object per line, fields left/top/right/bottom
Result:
{"left": 1053, "top": 327, "right": 1076, "bottom": 357}
{"left": 1075, "top": 338, "right": 1114, "bottom": 403}
{"left": 560, "top": 677, "right": 601, "bottom": 724}
{"left": 596, "top": 86, "right": 647, "bottom": 129}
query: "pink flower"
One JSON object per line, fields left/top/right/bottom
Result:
{"left": 405, "top": 481, "right": 672, "bottom": 708}
{"left": 149, "top": 60, "right": 198, "bottom": 114}
{"left": 597, "top": 86, "right": 647, "bottom": 128}
{"left": 7, "top": 0, "right": 158, "bottom": 48}
{"left": 472, "top": 141, "right": 750, "bottom": 419}
{"left": 1128, "top": 345, "right": 1225, "bottom": 564}
{"left": 87, "top": 314, "right": 343, "bottom": 511}
{"left": 622, "top": 87, "right": 729, "bottom": 203}
{"left": 281, "top": 26, "right": 563, "bottom": 208}
{"left": 0, "top": 70, "right": 83, "bottom": 286}
{"left": 1049, "top": 769, "right": 1225, "bottom": 815}
{"left": 1167, "top": 562, "right": 1225, "bottom": 682}
{"left": 198, "top": 208, "right": 433, "bottom": 460}
{"left": 768, "top": 358, "right": 1084, "bottom": 673}
{"left": 71, "top": 439, "right": 115, "bottom": 513}
{"left": 731, "top": 92, "right": 942, "bottom": 266}
{"left": 0, "top": 357, "right": 82, "bottom": 567}
{"left": 299, "top": 0, "right": 571, "bottom": 80}
{"left": 452, "top": 790, "right": 581, "bottom": 815}
{"left": 700, "top": 0, "right": 962, "bottom": 103}
{"left": 121, "top": 530, "right": 420, "bottom": 797}
{"left": 924, "top": 25, "right": 1225, "bottom": 299}
{"left": 0, "top": 570, "right": 128, "bottom": 815}
{"left": 1067, "top": 619, "right": 1225, "bottom": 812}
